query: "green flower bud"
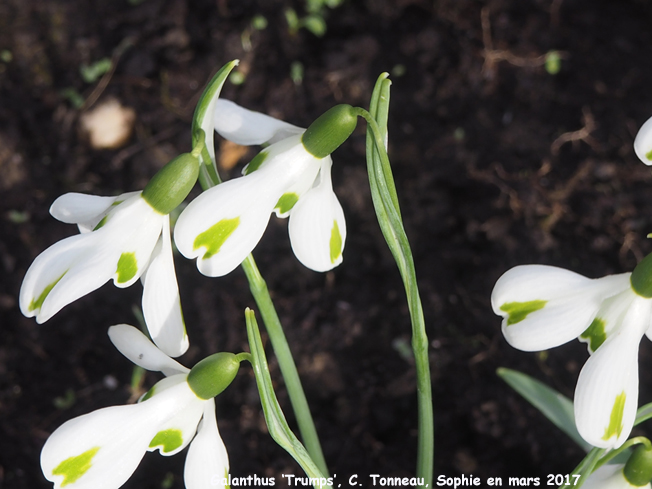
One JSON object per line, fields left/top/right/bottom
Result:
{"left": 631, "top": 252, "right": 652, "bottom": 298}
{"left": 187, "top": 352, "right": 240, "bottom": 400}
{"left": 624, "top": 444, "right": 652, "bottom": 486}
{"left": 142, "top": 153, "right": 200, "bottom": 215}
{"left": 301, "top": 104, "right": 358, "bottom": 159}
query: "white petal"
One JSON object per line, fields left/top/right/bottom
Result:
{"left": 50, "top": 193, "right": 118, "bottom": 226}
{"left": 148, "top": 397, "right": 205, "bottom": 456}
{"left": 41, "top": 378, "right": 196, "bottom": 489}
{"left": 574, "top": 296, "right": 651, "bottom": 449}
{"left": 634, "top": 116, "right": 652, "bottom": 166}
{"left": 289, "top": 158, "right": 346, "bottom": 271}
{"left": 174, "top": 172, "right": 279, "bottom": 277}
{"left": 20, "top": 231, "right": 118, "bottom": 323}
{"left": 579, "top": 289, "right": 635, "bottom": 354}
{"left": 184, "top": 400, "right": 230, "bottom": 489}
{"left": 50, "top": 192, "right": 143, "bottom": 233}
{"left": 106, "top": 196, "right": 164, "bottom": 288}
{"left": 213, "top": 99, "right": 304, "bottom": 146}
{"left": 492, "top": 266, "right": 631, "bottom": 351}
{"left": 142, "top": 216, "right": 189, "bottom": 357}
{"left": 107, "top": 324, "right": 188, "bottom": 376}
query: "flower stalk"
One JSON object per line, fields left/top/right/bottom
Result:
{"left": 193, "top": 138, "right": 329, "bottom": 476}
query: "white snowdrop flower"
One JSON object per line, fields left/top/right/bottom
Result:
{"left": 20, "top": 152, "right": 200, "bottom": 357}
{"left": 41, "top": 324, "right": 238, "bottom": 489}
{"left": 174, "top": 98, "right": 356, "bottom": 277}
{"left": 491, "top": 262, "right": 652, "bottom": 449}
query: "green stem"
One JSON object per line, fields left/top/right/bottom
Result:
{"left": 355, "top": 79, "right": 434, "bottom": 488}
{"left": 594, "top": 437, "right": 652, "bottom": 471}
{"left": 195, "top": 155, "right": 328, "bottom": 477}
{"left": 241, "top": 256, "right": 328, "bottom": 475}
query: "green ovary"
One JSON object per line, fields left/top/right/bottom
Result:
{"left": 275, "top": 193, "right": 299, "bottom": 215}
{"left": 193, "top": 217, "right": 240, "bottom": 259}
{"left": 52, "top": 446, "right": 100, "bottom": 486}
{"left": 149, "top": 429, "right": 183, "bottom": 453}
{"left": 602, "top": 391, "right": 626, "bottom": 441}
{"left": 499, "top": 300, "right": 547, "bottom": 326}
{"left": 329, "top": 220, "right": 342, "bottom": 263}
{"left": 29, "top": 272, "right": 67, "bottom": 312}
{"left": 580, "top": 318, "right": 607, "bottom": 352}
{"left": 116, "top": 252, "right": 138, "bottom": 284}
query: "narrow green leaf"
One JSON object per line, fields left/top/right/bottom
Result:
{"left": 192, "top": 60, "right": 239, "bottom": 188}
{"left": 497, "top": 367, "right": 592, "bottom": 452}
{"left": 245, "top": 309, "right": 332, "bottom": 489}
{"left": 365, "top": 75, "right": 433, "bottom": 488}
{"left": 635, "top": 402, "right": 652, "bottom": 426}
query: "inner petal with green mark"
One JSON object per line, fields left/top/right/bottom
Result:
{"left": 329, "top": 220, "right": 342, "bottom": 264}
{"left": 52, "top": 446, "right": 100, "bottom": 486}
{"left": 29, "top": 272, "right": 67, "bottom": 312}
{"left": 646, "top": 149, "right": 652, "bottom": 161}
{"left": 275, "top": 193, "right": 299, "bottom": 215}
{"left": 499, "top": 300, "right": 547, "bottom": 326}
{"left": 580, "top": 318, "right": 607, "bottom": 353}
{"left": 193, "top": 217, "right": 240, "bottom": 259}
{"left": 116, "top": 252, "right": 138, "bottom": 284}
{"left": 602, "top": 391, "right": 626, "bottom": 441}
{"left": 149, "top": 429, "right": 183, "bottom": 454}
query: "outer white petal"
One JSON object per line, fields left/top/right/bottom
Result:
{"left": 108, "top": 324, "right": 188, "bottom": 376}
{"left": 634, "top": 116, "right": 652, "bottom": 166}
{"left": 579, "top": 290, "right": 635, "bottom": 354}
{"left": 214, "top": 99, "right": 304, "bottom": 146}
{"left": 50, "top": 193, "right": 118, "bottom": 226}
{"left": 142, "top": 216, "right": 189, "bottom": 357}
{"left": 41, "top": 378, "right": 197, "bottom": 489}
{"left": 574, "top": 295, "right": 651, "bottom": 449}
{"left": 20, "top": 195, "right": 164, "bottom": 323}
{"left": 582, "top": 464, "right": 649, "bottom": 489}
{"left": 184, "top": 400, "right": 230, "bottom": 489}
{"left": 148, "top": 397, "right": 205, "bottom": 457}
{"left": 289, "top": 158, "right": 346, "bottom": 272}
{"left": 491, "top": 265, "right": 631, "bottom": 351}
{"left": 50, "top": 191, "right": 141, "bottom": 234}
{"left": 174, "top": 171, "right": 279, "bottom": 277}
{"left": 106, "top": 196, "right": 164, "bottom": 288}
{"left": 20, "top": 231, "right": 118, "bottom": 323}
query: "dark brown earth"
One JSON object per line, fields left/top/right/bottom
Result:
{"left": 3, "top": 0, "right": 652, "bottom": 488}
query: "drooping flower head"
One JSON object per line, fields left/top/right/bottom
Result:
{"left": 41, "top": 324, "right": 240, "bottom": 489}
{"left": 174, "top": 95, "right": 357, "bottom": 277}
{"left": 491, "top": 261, "right": 652, "bottom": 449}
{"left": 19, "top": 152, "right": 202, "bottom": 357}
{"left": 582, "top": 444, "right": 652, "bottom": 488}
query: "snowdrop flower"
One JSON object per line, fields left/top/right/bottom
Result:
{"left": 634, "top": 115, "right": 652, "bottom": 165}
{"left": 491, "top": 260, "right": 652, "bottom": 449}
{"left": 174, "top": 99, "right": 357, "bottom": 277}
{"left": 20, "top": 153, "right": 200, "bottom": 357}
{"left": 41, "top": 324, "right": 239, "bottom": 489}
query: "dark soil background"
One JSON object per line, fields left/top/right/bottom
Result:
{"left": 3, "top": 0, "right": 652, "bottom": 488}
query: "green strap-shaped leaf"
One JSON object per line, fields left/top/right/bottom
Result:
{"left": 635, "top": 402, "right": 652, "bottom": 426}
{"left": 497, "top": 367, "right": 592, "bottom": 452}
{"left": 244, "top": 309, "right": 332, "bottom": 489}
{"left": 191, "top": 60, "right": 239, "bottom": 188}
{"left": 365, "top": 74, "right": 433, "bottom": 488}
